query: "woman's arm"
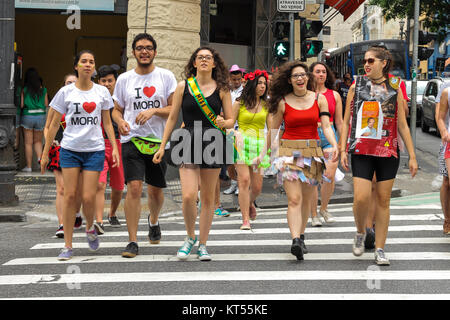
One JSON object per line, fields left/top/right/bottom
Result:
{"left": 40, "top": 109, "right": 63, "bottom": 174}
{"left": 102, "top": 109, "right": 120, "bottom": 168}
{"left": 216, "top": 89, "right": 235, "bottom": 129}
{"left": 436, "top": 88, "right": 449, "bottom": 142}
{"left": 340, "top": 84, "right": 355, "bottom": 171}
{"left": 333, "top": 90, "right": 344, "bottom": 136}
{"left": 396, "top": 89, "right": 418, "bottom": 178}
{"left": 318, "top": 94, "right": 338, "bottom": 162}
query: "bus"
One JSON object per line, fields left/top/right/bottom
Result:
{"left": 323, "top": 39, "right": 411, "bottom": 80}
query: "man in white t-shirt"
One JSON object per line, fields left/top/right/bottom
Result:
{"left": 112, "top": 33, "right": 177, "bottom": 258}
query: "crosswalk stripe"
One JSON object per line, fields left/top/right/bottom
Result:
{"left": 3, "top": 270, "right": 450, "bottom": 285}
{"left": 70, "top": 225, "right": 444, "bottom": 238}
{"left": 6, "top": 293, "right": 450, "bottom": 300}
{"left": 4, "top": 252, "right": 450, "bottom": 266}
{"left": 29, "top": 237, "right": 450, "bottom": 250}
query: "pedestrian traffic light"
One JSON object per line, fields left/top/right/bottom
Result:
{"left": 418, "top": 31, "right": 437, "bottom": 45}
{"left": 300, "top": 18, "right": 323, "bottom": 61}
{"left": 273, "top": 21, "right": 290, "bottom": 40}
{"left": 273, "top": 40, "right": 290, "bottom": 59}
{"left": 302, "top": 40, "right": 323, "bottom": 59}
{"left": 418, "top": 46, "right": 434, "bottom": 61}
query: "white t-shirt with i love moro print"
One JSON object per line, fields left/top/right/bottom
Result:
{"left": 112, "top": 67, "right": 177, "bottom": 144}
{"left": 50, "top": 83, "right": 114, "bottom": 152}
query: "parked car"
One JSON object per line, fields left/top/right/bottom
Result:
{"left": 404, "top": 80, "right": 428, "bottom": 125}
{"left": 421, "top": 77, "right": 450, "bottom": 134}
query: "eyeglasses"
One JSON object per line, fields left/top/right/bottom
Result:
{"left": 196, "top": 55, "right": 214, "bottom": 61}
{"left": 363, "top": 58, "right": 382, "bottom": 65}
{"left": 135, "top": 46, "right": 154, "bottom": 52}
{"left": 291, "top": 73, "right": 308, "bottom": 79}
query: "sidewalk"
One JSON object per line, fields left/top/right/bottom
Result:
{"left": 0, "top": 148, "right": 441, "bottom": 223}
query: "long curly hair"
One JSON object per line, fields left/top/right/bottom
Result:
{"left": 268, "top": 60, "right": 313, "bottom": 114}
{"left": 309, "top": 61, "right": 336, "bottom": 91}
{"left": 183, "top": 46, "right": 230, "bottom": 92}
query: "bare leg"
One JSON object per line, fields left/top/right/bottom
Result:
{"left": 352, "top": 177, "right": 373, "bottom": 234}
{"left": 374, "top": 179, "right": 395, "bottom": 249}
{"left": 179, "top": 167, "right": 200, "bottom": 239}
{"left": 198, "top": 168, "right": 221, "bottom": 245}
{"left": 124, "top": 180, "right": 143, "bottom": 243}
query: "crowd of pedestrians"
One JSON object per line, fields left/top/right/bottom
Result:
{"left": 36, "top": 32, "right": 433, "bottom": 266}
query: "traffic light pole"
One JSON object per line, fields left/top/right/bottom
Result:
{"left": 289, "top": 13, "right": 294, "bottom": 61}
{"left": 0, "top": 0, "right": 17, "bottom": 206}
{"left": 410, "top": 0, "right": 420, "bottom": 150}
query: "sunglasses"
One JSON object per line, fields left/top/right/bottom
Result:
{"left": 363, "top": 58, "right": 382, "bottom": 65}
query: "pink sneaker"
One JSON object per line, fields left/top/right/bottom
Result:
{"left": 240, "top": 221, "right": 251, "bottom": 230}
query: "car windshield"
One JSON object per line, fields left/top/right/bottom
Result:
{"left": 405, "top": 81, "right": 427, "bottom": 95}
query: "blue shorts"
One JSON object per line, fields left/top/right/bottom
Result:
{"left": 318, "top": 126, "right": 338, "bottom": 150}
{"left": 21, "top": 114, "right": 46, "bottom": 131}
{"left": 60, "top": 148, "right": 105, "bottom": 172}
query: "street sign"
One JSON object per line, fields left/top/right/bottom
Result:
{"left": 277, "top": 0, "right": 305, "bottom": 12}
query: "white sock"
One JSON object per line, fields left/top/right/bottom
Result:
{"left": 149, "top": 220, "right": 159, "bottom": 227}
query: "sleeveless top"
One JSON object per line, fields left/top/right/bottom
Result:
{"left": 318, "top": 89, "right": 336, "bottom": 123}
{"left": 282, "top": 96, "right": 320, "bottom": 140}
{"left": 347, "top": 75, "right": 399, "bottom": 158}
{"left": 238, "top": 102, "right": 268, "bottom": 138}
{"left": 22, "top": 87, "right": 47, "bottom": 116}
{"left": 182, "top": 80, "right": 223, "bottom": 129}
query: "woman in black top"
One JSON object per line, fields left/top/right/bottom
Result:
{"left": 154, "top": 47, "right": 234, "bottom": 261}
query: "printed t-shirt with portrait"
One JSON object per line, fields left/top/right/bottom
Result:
{"left": 50, "top": 83, "right": 114, "bottom": 152}
{"left": 113, "top": 67, "right": 177, "bottom": 144}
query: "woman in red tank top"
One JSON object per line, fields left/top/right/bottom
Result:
{"left": 257, "top": 61, "right": 338, "bottom": 261}
{"left": 309, "top": 62, "right": 344, "bottom": 227}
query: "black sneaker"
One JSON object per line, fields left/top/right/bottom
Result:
{"left": 108, "top": 215, "right": 121, "bottom": 228}
{"left": 365, "top": 227, "right": 375, "bottom": 250}
{"left": 300, "top": 236, "right": 308, "bottom": 254}
{"left": 94, "top": 222, "right": 105, "bottom": 235}
{"left": 55, "top": 225, "right": 64, "bottom": 239}
{"left": 74, "top": 215, "right": 83, "bottom": 230}
{"left": 291, "top": 238, "right": 304, "bottom": 261}
{"left": 148, "top": 216, "right": 161, "bottom": 244}
{"left": 122, "top": 242, "right": 139, "bottom": 258}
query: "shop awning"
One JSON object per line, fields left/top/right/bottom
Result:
{"left": 325, "top": 0, "right": 365, "bottom": 21}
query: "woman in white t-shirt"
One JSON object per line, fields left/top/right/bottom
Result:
{"left": 41, "top": 50, "right": 120, "bottom": 261}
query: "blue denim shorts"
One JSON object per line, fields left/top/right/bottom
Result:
{"left": 21, "top": 114, "right": 46, "bottom": 131}
{"left": 318, "top": 125, "right": 338, "bottom": 150}
{"left": 60, "top": 148, "right": 105, "bottom": 171}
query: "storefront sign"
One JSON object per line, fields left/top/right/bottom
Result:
{"left": 15, "top": 0, "right": 114, "bottom": 11}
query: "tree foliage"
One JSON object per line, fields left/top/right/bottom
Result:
{"left": 369, "top": 0, "right": 450, "bottom": 42}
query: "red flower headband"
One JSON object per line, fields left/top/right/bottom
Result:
{"left": 244, "top": 69, "right": 269, "bottom": 81}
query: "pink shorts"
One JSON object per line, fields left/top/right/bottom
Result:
{"left": 99, "top": 139, "right": 124, "bottom": 190}
{"left": 445, "top": 142, "right": 450, "bottom": 159}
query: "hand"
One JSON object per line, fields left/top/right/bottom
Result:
{"left": 118, "top": 119, "right": 130, "bottom": 136}
{"left": 111, "top": 147, "right": 120, "bottom": 168}
{"left": 441, "top": 130, "right": 450, "bottom": 143}
{"left": 216, "top": 115, "right": 226, "bottom": 128}
{"left": 409, "top": 157, "right": 418, "bottom": 178}
{"left": 328, "top": 145, "right": 339, "bottom": 163}
{"left": 135, "top": 109, "right": 155, "bottom": 125}
{"left": 340, "top": 151, "right": 349, "bottom": 171}
{"left": 51, "top": 140, "right": 59, "bottom": 147}
{"left": 40, "top": 154, "right": 49, "bottom": 174}
{"left": 153, "top": 148, "right": 165, "bottom": 164}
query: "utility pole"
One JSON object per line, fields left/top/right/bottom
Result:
{"left": 410, "top": 0, "right": 420, "bottom": 149}
{"left": 289, "top": 12, "right": 295, "bottom": 61}
{"left": 318, "top": 0, "right": 324, "bottom": 41}
{"left": 0, "top": 0, "right": 17, "bottom": 206}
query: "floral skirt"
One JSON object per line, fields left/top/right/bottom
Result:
{"left": 272, "top": 139, "right": 326, "bottom": 186}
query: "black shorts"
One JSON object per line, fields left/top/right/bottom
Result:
{"left": 351, "top": 153, "right": 400, "bottom": 182}
{"left": 122, "top": 141, "right": 167, "bottom": 188}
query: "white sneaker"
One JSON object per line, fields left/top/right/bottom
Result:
{"left": 235, "top": 187, "right": 239, "bottom": 195}
{"left": 223, "top": 181, "right": 237, "bottom": 194}
{"left": 21, "top": 167, "right": 32, "bottom": 172}
{"left": 352, "top": 232, "right": 366, "bottom": 256}
{"left": 319, "top": 209, "right": 336, "bottom": 223}
{"left": 375, "top": 248, "right": 390, "bottom": 266}
{"left": 310, "top": 216, "right": 322, "bottom": 227}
